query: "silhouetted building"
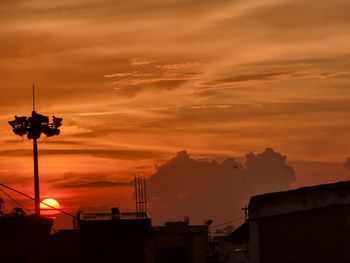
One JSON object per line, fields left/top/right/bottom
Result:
{"left": 0, "top": 213, "right": 52, "bottom": 263}
{"left": 78, "top": 208, "right": 152, "bottom": 263}
{"left": 146, "top": 221, "right": 208, "bottom": 263}
{"left": 52, "top": 213, "right": 209, "bottom": 263}
{"left": 51, "top": 229, "right": 80, "bottom": 263}
{"left": 224, "top": 222, "right": 249, "bottom": 263}
{"left": 248, "top": 181, "right": 350, "bottom": 263}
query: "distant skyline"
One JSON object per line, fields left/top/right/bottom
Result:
{"left": 1, "top": 0, "right": 350, "bottom": 226}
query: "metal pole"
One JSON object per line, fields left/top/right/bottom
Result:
{"left": 134, "top": 176, "right": 138, "bottom": 214}
{"left": 33, "top": 137, "right": 40, "bottom": 217}
{"left": 32, "top": 85, "right": 40, "bottom": 216}
{"left": 143, "top": 177, "right": 147, "bottom": 214}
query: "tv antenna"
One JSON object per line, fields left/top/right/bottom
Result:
{"left": 134, "top": 176, "right": 147, "bottom": 217}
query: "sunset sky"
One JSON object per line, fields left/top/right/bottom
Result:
{"left": 1, "top": 0, "right": 350, "bottom": 227}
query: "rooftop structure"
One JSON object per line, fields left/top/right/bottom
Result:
{"left": 249, "top": 180, "right": 350, "bottom": 219}
{"left": 248, "top": 180, "right": 350, "bottom": 263}
{"left": 78, "top": 210, "right": 149, "bottom": 221}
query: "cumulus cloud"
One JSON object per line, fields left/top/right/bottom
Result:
{"left": 147, "top": 148, "right": 295, "bottom": 225}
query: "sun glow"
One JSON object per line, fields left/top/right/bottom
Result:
{"left": 40, "top": 198, "right": 61, "bottom": 218}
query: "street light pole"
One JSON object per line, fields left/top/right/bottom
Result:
{"left": 32, "top": 87, "right": 40, "bottom": 216}
{"left": 33, "top": 136, "right": 40, "bottom": 216}
{"left": 8, "top": 87, "right": 62, "bottom": 217}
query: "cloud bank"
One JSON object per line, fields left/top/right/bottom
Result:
{"left": 147, "top": 148, "right": 295, "bottom": 225}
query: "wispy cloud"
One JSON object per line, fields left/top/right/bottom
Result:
{"left": 104, "top": 72, "right": 156, "bottom": 78}
{"left": 0, "top": 148, "right": 165, "bottom": 160}
{"left": 58, "top": 180, "right": 131, "bottom": 188}
{"left": 131, "top": 58, "right": 155, "bottom": 66}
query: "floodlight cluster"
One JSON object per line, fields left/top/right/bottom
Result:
{"left": 8, "top": 111, "right": 62, "bottom": 140}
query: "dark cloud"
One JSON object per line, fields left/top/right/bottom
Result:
{"left": 162, "top": 100, "right": 350, "bottom": 127}
{"left": 0, "top": 148, "right": 164, "bottom": 160}
{"left": 201, "top": 72, "right": 292, "bottom": 87}
{"left": 198, "top": 68, "right": 350, "bottom": 90}
{"left": 113, "top": 80, "right": 188, "bottom": 95}
{"left": 58, "top": 180, "right": 130, "bottom": 188}
{"left": 343, "top": 157, "right": 350, "bottom": 170}
{"left": 4, "top": 139, "right": 83, "bottom": 146}
{"left": 0, "top": 173, "right": 32, "bottom": 187}
{"left": 147, "top": 149, "right": 295, "bottom": 225}
{"left": 49, "top": 171, "right": 131, "bottom": 188}
{"left": 243, "top": 148, "right": 295, "bottom": 189}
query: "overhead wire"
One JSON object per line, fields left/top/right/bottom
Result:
{"left": 212, "top": 216, "right": 246, "bottom": 229}
{"left": 0, "top": 188, "right": 32, "bottom": 214}
{"left": 0, "top": 183, "right": 77, "bottom": 218}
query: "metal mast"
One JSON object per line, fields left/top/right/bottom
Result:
{"left": 8, "top": 85, "right": 63, "bottom": 217}
{"left": 134, "top": 176, "right": 147, "bottom": 217}
{"left": 32, "top": 85, "right": 40, "bottom": 216}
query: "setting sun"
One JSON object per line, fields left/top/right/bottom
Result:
{"left": 40, "top": 198, "right": 60, "bottom": 209}
{"left": 40, "top": 198, "right": 61, "bottom": 218}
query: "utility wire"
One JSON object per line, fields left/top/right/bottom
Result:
{"left": 212, "top": 216, "right": 245, "bottom": 229}
{"left": 0, "top": 183, "right": 77, "bottom": 218}
{"left": 0, "top": 188, "right": 32, "bottom": 214}
{"left": 0, "top": 183, "right": 34, "bottom": 200}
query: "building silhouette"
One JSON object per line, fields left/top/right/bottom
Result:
{"left": 0, "top": 213, "right": 52, "bottom": 263}
{"left": 246, "top": 181, "right": 350, "bottom": 263}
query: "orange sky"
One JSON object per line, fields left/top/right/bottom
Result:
{"left": 1, "top": 0, "right": 350, "bottom": 227}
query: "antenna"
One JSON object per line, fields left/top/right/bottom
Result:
{"left": 241, "top": 206, "right": 249, "bottom": 221}
{"left": 134, "top": 176, "right": 147, "bottom": 217}
{"left": 32, "top": 84, "right": 35, "bottom": 111}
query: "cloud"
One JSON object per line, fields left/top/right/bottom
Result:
{"left": 199, "top": 71, "right": 293, "bottom": 89}
{"left": 0, "top": 148, "right": 164, "bottom": 160}
{"left": 197, "top": 69, "right": 350, "bottom": 91}
{"left": 104, "top": 72, "right": 156, "bottom": 78}
{"left": 343, "top": 157, "right": 350, "bottom": 170}
{"left": 105, "top": 60, "right": 203, "bottom": 94}
{"left": 147, "top": 148, "right": 295, "bottom": 224}
{"left": 156, "top": 62, "right": 204, "bottom": 70}
{"left": 0, "top": 173, "right": 32, "bottom": 187}
{"left": 243, "top": 148, "right": 295, "bottom": 188}
{"left": 131, "top": 58, "right": 155, "bottom": 66}
{"left": 58, "top": 180, "right": 131, "bottom": 188}
{"left": 49, "top": 171, "right": 131, "bottom": 188}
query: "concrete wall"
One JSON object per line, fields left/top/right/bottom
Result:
{"left": 249, "top": 220, "right": 260, "bottom": 263}
{"left": 249, "top": 181, "right": 350, "bottom": 220}
{"left": 254, "top": 204, "right": 350, "bottom": 263}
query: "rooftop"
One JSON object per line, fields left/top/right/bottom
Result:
{"left": 78, "top": 210, "right": 149, "bottom": 221}
{"left": 249, "top": 180, "right": 350, "bottom": 219}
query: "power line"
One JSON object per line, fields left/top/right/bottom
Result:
{"left": 0, "top": 183, "right": 77, "bottom": 218}
{"left": 0, "top": 188, "right": 32, "bottom": 214}
{"left": 212, "top": 216, "right": 245, "bottom": 229}
{"left": 0, "top": 183, "right": 34, "bottom": 201}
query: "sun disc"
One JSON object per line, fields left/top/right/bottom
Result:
{"left": 40, "top": 198, "right": 60, "bottom": 209}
